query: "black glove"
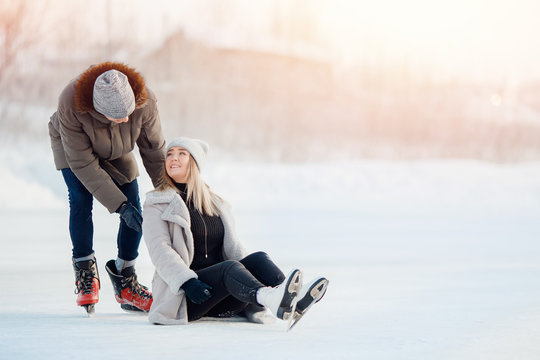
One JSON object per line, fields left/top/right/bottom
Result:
{"left": 117, "top": 202, "right": 142, "bottom": 232}
{"left": 181, "top": 278, "right": 212, "bottom": 304}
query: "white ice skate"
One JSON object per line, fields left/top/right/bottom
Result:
{"left": 288, "top": 276, "right": 329, "bottom": 331}
{"left": 256, "top": 269, "right": 302, "bottom": 321}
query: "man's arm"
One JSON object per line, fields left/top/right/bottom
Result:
{"left": 58, "top": 106, "right": 127, "bottom": 213}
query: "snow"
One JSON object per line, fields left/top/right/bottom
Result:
{"left": 2, "top": 140, "right": 540, "bottom": 359}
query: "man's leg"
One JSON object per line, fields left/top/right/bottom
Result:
{"left": 116, "top": 179, "right": 142, "bottom": 263}
{"left": 61, "top": 168, "right": 94, "bottom": 259}
{"left": 106, "top": 178, "right": 152, "bottom": 312}
{"left": 61, "top": 168, "right": 99, "bottom": 313}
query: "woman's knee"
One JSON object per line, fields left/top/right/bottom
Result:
{"left": 220, "top": 260, "right": 242, "bottom": 274}
{"left": 240, "top": 252, "right": 284, "bottom": 286}
{"left": 240, "top": 252, "right": 272, "bottom": 272}
{"left": 241, "top": 251, "right": 269, "bottom": 264}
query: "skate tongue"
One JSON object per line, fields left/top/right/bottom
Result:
{"left": 120, "top": 266, "right": 136, "bottom": 278}
{"left": 75, "top": 259, "right": 95, "bottom": 270}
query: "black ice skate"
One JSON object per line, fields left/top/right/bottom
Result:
{"left": 105, "top": 260, "right": 153, "bottom": 312}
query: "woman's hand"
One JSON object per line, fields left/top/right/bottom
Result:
{"left": 181, "top": 278, "right": 213, "bottom": 304}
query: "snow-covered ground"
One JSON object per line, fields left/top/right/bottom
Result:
{"left": 2, "top": 139, "right": 540, "bottom": 359}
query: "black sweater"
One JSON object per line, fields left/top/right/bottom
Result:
{"left": 174, "top": 182, "right": 225, "bottom": 270}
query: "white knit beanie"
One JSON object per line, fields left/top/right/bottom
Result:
{"left": 166, "top": 137, "right": 209, "bottom": 171}
{"left": 93, "top": 69, "right": 135, "bottom": 119}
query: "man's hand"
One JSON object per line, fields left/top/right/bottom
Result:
{"left": 117, "top": 202, "right": 142, "bottom": 232}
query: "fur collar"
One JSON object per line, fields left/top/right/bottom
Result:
{"left": 145, "top": 188, "right": 191, "bottom": 228}
{"left": 144, "top": 188, "right": 232, "bottom": 229}
{"left": 74, "top": 62, "right": 147, "bottom": 113}
{"left": 144, "top": 188, "right": 245, "bottom": 263}
{"left": 145, "top": 188, "right": 179, "bottom": 205}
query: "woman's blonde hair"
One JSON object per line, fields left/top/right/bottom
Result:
{"left": 157, "top": 155, "right": 221, "bottom": 216}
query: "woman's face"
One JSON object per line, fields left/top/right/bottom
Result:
{"left": 166, "top": 146, "right": 190, "bottom": 183}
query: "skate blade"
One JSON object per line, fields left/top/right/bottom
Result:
{"left": 83, "top": 304, "right": 95, "bottom": 316}
{"left": 287, "top": 311, "right": 303, "bottom": 331}
{"left": 120, "top": 303, "right": 148, "bottom": 314}
{"left": 288, "top": 279, "right": 329, "bottom": 331}
{"left": 285, "top": 297, "right": 299, "bottom": 332}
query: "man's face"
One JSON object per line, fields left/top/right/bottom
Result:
{"left": 105, "top": 115, "right": 129, "bottom": 123}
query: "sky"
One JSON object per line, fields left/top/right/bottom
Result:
{"left": 133, "top": 0, "right": 540, "bottom": 83}
{"left": 20, "top": 0, "right": 540, "bottom": 84}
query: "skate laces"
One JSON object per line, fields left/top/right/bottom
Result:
{"left": 75, "top": 269, "right": 97, "bottom": 295}
{"left": 121, "top": 274, "right": 152, "bottom": 299}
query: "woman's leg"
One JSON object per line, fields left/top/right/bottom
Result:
{"left": 240, "top": 251, "right": 285, "bottom": 287}
{"left": 61, "top": 168, "right": 94, "bottom": 259}
{"left": 187, "top": 252, "right": 286, "bottom": 321}
{"left": 235, "top": 251, "right": 286, "bottom": 320}
{"left": 187, "top": 260, "right": 265, "bottom": 321}
{"left": 203, "top": 296, "right": 249, "bottom": 318}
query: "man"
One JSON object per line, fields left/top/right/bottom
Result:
{"left": 48, "top": 62, "right": 165, "bottom": 314}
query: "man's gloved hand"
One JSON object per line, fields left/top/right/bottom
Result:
{"left": 181, "top": 278, "right": 213, "bottom": 304}
{"left": 117, "top": 202, "right": 142, "bottom": 232}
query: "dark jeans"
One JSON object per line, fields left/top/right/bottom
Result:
{"left": 61, "top": 168, "right": 142, "bottom": 260}
{"left": 187, "top": 251, "right": 286, "bottom": 321}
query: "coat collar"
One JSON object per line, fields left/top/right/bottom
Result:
{"left": 145, "top": 188, "right": 191, "bottom": 228}
{"left": 145, "top": 188, "right": 232, "bottom": 229}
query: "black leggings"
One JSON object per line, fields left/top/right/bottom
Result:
{"left": 187, "top": 252, "right": 285, "bottom": 321}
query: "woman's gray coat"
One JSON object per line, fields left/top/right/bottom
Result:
{"left": 143, "top": 188, "right": 247, "bottom": 325}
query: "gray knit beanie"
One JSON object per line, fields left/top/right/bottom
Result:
{"left": 93, "top": 69, "right": 135, "bottom": 119}
{"left": 166, "top": 137, "right": 209, "bottom": 171}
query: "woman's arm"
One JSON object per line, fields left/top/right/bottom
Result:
{"left": 143, "top": 203, "right": 197, "bottom": 295}
{"left": 219, "top": 200, "right": 248, "bottom": 260}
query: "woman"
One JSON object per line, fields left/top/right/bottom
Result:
{"left": 143, "top": 137, "right": 328, "bottom": 327}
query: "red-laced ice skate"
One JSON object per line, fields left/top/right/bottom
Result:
{"left": 105, "top": 260, "right": 152, "bottom": 312}
{"left": 73, "top": 259, "right": 100, "bottom": 315}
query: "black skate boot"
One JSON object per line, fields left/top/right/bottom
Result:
{"left": 73, "top": 258, "right": 100, "bottom": 315}
{"left": 105, "top": 260, "right": 152, "bottom": 312}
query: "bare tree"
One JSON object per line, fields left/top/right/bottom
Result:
{"left": 1, "top": 1, "right": 33, "bottom": 79}
{"left": 0, "top": 0, "right": 50, "bottom": 133}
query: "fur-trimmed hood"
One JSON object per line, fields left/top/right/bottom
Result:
{"left": 48, "top": 62, "right": 165, "bottom": 213}
{"left": 74, "top": 62, "right": 147, "bottom": 113}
